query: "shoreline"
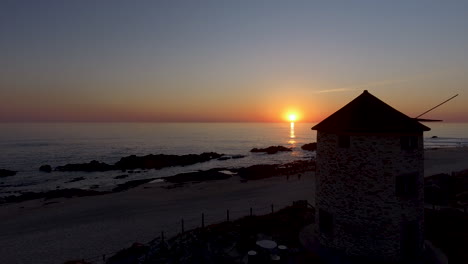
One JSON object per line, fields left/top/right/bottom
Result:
{"left": 1, "top": 147, "right": 467, "bottom": 205}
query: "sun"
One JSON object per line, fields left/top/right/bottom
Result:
{"left": 288, "top": 113, "right": 297, "bottom": 122}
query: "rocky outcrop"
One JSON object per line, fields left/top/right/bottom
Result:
{"left": 55, "top": 160, "right": 115, "bottom": 172}
{"left": 164, "top": 168, "right": 231, "bottom": 183}
{"left": 0, "top": 169, "right": 16, "bottom": 177}
{"left": 112, "top": 179, "right": 156, "bottom": 192}
{"left": 217, "top": 154, "right": 245, "bottom": 161}
{"left": 39, "top": 165, "right": 52, "bottom": 173}
{"left": 115, "top": 152, "right": 223, "bottom": 170}
{"left": 66, "top": 177, "right": 85, "bottom": 183}
{"left": 54, "top": 152, "right": 224, "bottom": 172}
{"left": 301, "top": 143, "right": 317, "bottom": 151}
{"left": 236, "top": 160, "right": 315, "bottom": 180}
{"left": 1, "top": 158, "right": 315, "bottom": 205}
{"left": 250, "top": 146, "right": 292, "bottom": 154}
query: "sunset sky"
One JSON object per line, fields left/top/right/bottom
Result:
{"left": 1, "top": 0, "right": 467, "bottom": 122}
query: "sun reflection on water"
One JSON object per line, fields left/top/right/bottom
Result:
{"left": 288, "top": 122, "right": 296, "bottom": 144}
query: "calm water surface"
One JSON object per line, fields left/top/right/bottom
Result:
{"left": 0, "top": 122, "right": 466, "bottom": 196}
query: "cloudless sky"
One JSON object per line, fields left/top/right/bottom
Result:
{"left": 1, "top": 0, "right": 467, "bottom": 122}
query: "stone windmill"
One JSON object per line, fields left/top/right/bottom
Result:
{"left": 312, "top": 90, "right": 430, "bottom": 263}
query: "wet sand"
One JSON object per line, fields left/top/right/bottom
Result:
{"left": 0, "top": 147, "right": 467, "bottom": 264}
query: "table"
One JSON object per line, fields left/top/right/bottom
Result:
{"left": 256, "top": 240, "right": 277, "bottom": 250}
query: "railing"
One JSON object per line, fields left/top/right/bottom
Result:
{"left": 81, "top": 200, "right": 303, "bottom": 264}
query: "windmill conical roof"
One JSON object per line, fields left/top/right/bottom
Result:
{"left": 312, "top": 90, "right": 430, "bottom": 133}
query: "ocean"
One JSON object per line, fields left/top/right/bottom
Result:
{"left": 0, "top": 122, "right": 467, "bottom": 197}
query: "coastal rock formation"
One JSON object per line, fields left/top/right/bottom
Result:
{"left": 250, "top": 146, "right": 292, "bottom": 154}
{"left": 115, "top": 152, "right": 223, "bottom": 170}
{"left": 217, "top": 154, "right": 246, "bottom": 161}
{"left": 67, "top": 177, "right": 85, "bottom": 183}
{"left": 54, "top": 152, "right": 223, "bottom": 172}
{"left": 39, "top": 165, "right": 52, "bottom": 173}
{"left": 112, "top": 179, "right": 156, "bottom": 192}
{"left": 0, "top": 169, "right": 16, "bottom": 177}
{"left": 300, "top": 143, "right": 317, "bottom": 151}
{"left": 56, "top": 160, "right": 115, "bottom": 172}
{"left": 237, "top": 160, "right": 315, "bottom": 180}
{"left": 1, "top": 158, "right": 315, "bottom": 204}
{"left": 164, "top": 168, "right": 231, "bottom": 183}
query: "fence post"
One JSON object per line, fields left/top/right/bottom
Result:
{"left": 161, "top": 231, "right": 165, "bottom": 243}
{"left": 181, "top": 218, "right": 185, "bottom": 233}
{"left": 227, "top": 209, "right": 230, "bottom": 222}
{"left": 102, "top": 254, "right": 106, "bottom": 263}
{"left": 250, "top": 207, "right": 253, "bottom": 217}
{"left": 202, "top": 213, "right": 205, "bottom": 228}
{"left": 271, "top": 204, "right": 274, "bottom": 213}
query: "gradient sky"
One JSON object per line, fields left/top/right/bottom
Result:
{"left": 1, "top": 0, "right": 467, "bottom": 122}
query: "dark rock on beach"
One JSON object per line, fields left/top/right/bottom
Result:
{"left": 115, "top": 152, "right": 223, "bottom": 170}
{"left": 67, "top": 177, "right": 85, "bottom": 183}
{"left": 55, "top": 160, "right": 115, "bottom": 172}
{"left": 114, "top": 174, "right": 129, "bottom": 179}
{"left": 112, "top": 179, "right": 156, "bottom": 193}
{"left": 217, "top": 154, "right": 246, "bottom": 161}
{"left": 0, "top": 169, "right": 16, "bottom": 177}
{"left": 301, "top": 142, "right": 317, "bottom": 151}
{"left": 237, "top": 164, "right": 278, "bottom": 180}
{"left": 164, "top": 168, "right": 231, "bottom": 183}
{"left": 237, "top": 160, "right": 315, "bottom": 180}
{"left": 54, "top": 152, "right": 223, "bottom": 172}
{"left": 250, "top": 146, "right": 292, "bottom": 154}
{"left": 39, "top": 165, "right": 52, "bottom": 173}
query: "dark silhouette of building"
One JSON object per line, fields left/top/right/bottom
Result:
{"left": 312, "top": 90, "right": 430, "bottom": 263}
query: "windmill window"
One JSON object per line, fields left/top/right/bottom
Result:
{"left": 338, "top": 135, "right": 350, "bottom": 148}
{"left": 396, "top": 172, "right": 418, "bottom": 197}
{"left": 401, "top": 136, "right": 418, "bottom": 150}
{"left": 319, "top": 209, "right": 333, "bottom": 234}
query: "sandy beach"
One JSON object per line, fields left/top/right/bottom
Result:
{"left": 0, "top": 147, "right": 467, "bottom": 264}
